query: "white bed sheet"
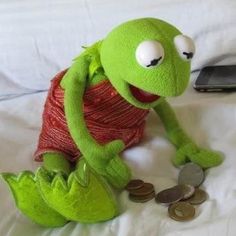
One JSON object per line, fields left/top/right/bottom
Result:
{"left": 0, "top": 72, "right": 236, "bottom": 236}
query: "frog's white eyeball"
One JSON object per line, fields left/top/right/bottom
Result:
{"left": 174, "top": 35, "right": 195, "bottom": 61}
{"left": 135, "top": 40, "right": 164, "bottom": 68}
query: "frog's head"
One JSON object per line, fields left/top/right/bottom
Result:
{"left": 100, "top": 18, "right": 195, "bottom": 109}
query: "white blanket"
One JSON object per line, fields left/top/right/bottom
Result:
{"left": 1, "top": 72, "right": 236, "bottom": 236}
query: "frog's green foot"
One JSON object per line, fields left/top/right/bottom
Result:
{"left": 172, "top": 143, "right": 224, "bottom": 169}
{"left": 36, "top": 159, "right": 119, "bottom": 223}
{"left": 1, "top": 171, "right": 68, "bottom": 227}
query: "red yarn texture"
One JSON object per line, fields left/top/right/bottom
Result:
{"left": 34, "top": 70, "right": 149, "bottom": 162}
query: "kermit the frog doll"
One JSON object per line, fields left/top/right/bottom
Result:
{"left": 1, "top": 18, "right": 223, "bottom": 227}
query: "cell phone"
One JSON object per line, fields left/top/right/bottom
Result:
{"left": 193, "top": 65, "right": 236, "bottom": 92}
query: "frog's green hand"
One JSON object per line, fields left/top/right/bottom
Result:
{"left": 1, "top": 171, "right": 67, "bottom": 227}
{"left": 154, "top": 99, "right": 223, "bottom": 168}
{"left": 61, "top": 53, "right": 131, "bottom": 189}
{"left": 36, "top": 159, "right": 119, "bottom": 223}
{"left": 174, "top": 143, "right": 223, "bottom": 168}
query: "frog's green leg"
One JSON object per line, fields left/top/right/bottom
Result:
{"left": 1, "top": 171, "right": 68, "bottom": 227}
{"left": 43, "top": 152, "right": 71, "bottom": 176}
{"left": 0, "top": 152, "right": 72, "bottom": 227}
{"left": 36, "top": 158, "right": 119, "bottom": 223}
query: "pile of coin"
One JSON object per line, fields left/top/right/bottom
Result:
{"left": 125, "top": 179, "right": 155, "bottom": 203}
{"left": 125, "top": 163, "right": 208, "bottom": 222}
{"left": 156, "top": 184, "right": 207, "bottom": 221}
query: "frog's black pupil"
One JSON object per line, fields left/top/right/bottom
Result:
{"left": 146, "top": 56, "right": 162, "bottom": 67}
{"left": 183, "top": 52, "right": 193, "bottom": 59}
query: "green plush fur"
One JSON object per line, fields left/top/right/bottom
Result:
{"left": 100, "top": 18, "right": 190, "bottom": 109}
{"left": 37, "top": 159, "right": 119, "bottom": 223}
{"left": 43, "top": 153, "right": 71, "bottom": 176}
{"left": 1, "top": 17, "right": 223, "bottom": 227}
{"left": 1, "top": 171, "right": 68, "bottom": 227}
{"left": 61, "top": 56, "right": 131, "bottom": 189}
{"left": 154, "top": 99, "right": 223, "bottom": 168}
{"left": 1, "top": 159, "right": 119, "bottom": 226}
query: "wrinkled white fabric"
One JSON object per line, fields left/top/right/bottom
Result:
{"left": 0, "top": 72, "right": 236, "bottom": 236}
{"left": 0, "top": 0, "right": 236, "bottom": 96}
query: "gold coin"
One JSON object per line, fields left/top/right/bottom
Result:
{"left": 129, "top": 191, "right": 155, "bottom": 203}
{"left": 125, "top": 179, "right": 144, "bottom": 191}
{"left": 168, "top": 202, "right": 195, "bottom": 221}
{"left": 128, "top": 183, "right": 154, "bottom": 196}
{"left": 186, "top": 188, "right": 208, "bottom": 205}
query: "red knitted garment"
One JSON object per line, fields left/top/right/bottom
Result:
{"left": 34, "top": 70, "right": 149, "bottom": 162}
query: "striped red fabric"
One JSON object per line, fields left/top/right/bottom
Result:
{"left": 34, "top": 70, "right": 150, "bottom": 162}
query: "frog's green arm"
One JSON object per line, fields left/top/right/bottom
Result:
{"left": 60, "top": 54, "right": 130, "bottom": 188}
{"left": 153, "top": 99, "right": 193, "bottom": 148}
{"left": 61, "top": 55, "right": 123, "bottom": 151}
{"left": 154, "top": 98, "right": 223, "bottom": 168}
{"left": 61, "top": 55, "right": 98, "bottom": 151}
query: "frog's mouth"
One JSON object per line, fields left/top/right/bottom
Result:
{"left": 129, "top": 84, "right": 160, "bottom": 103}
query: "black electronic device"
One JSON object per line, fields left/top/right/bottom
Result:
{"left": 194, "top": 65, "right": 236, "bottom": 92}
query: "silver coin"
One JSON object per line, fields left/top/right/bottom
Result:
{"left": 178, "top": 163, "right": 205, "bottom": 187}
{"left": 173, "top": 184, "right": 195, "bottom": 200}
